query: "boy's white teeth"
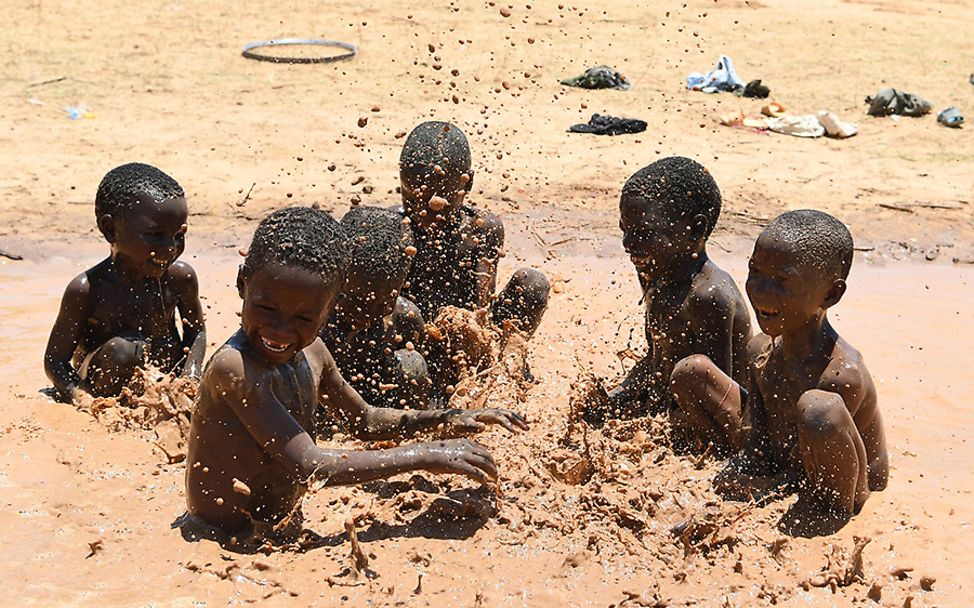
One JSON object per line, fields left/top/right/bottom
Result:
{"left": 261, "top": 337, "right": 290, "bottom": 352}
{"left": 759, "top": 309, "right": 779, "bottom": 318}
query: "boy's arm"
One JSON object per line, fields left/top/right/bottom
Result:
{"left": 210, "top": 349, "right": 499, "bottom": 485}
{"left": 730, "top": 306, "right": 752, "bottom": 388}
{"left": 692, "top": 286, "right": 742, "bottom": 378}
{"left": 608, "top": 354, "right": 653, "bottom": 406}
{"left": 741, "top": 336, "right": 771, "bottom": 471}
{"left": 43, "top": 275, "right": 91, "bottom": 402}
{"left": 473, "top": 213, "right": 504, "bottom": 307}
{"left": 316, "top": 341, "right": 528, "bottom": 440}
{"left": 171, "top": 262, "right": 206, "bottom": 380}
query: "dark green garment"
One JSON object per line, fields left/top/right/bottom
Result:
{"left": 561, "top": 66, "right": 631, "bottom": 90}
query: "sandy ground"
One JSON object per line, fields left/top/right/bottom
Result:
{"left": 1, "top": 0, "right": 973, "bottom": 605}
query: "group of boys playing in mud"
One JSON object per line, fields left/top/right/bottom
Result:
{"left": 44, "top": 119, "right": 887, "bottom": 538}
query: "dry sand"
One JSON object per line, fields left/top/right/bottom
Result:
{"left": 1, "top": 0, "right": 972, "bottom": 605}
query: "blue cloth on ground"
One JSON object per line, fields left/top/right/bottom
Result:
{"left": 686, "top": 55, "right": 745, "bottom": 93}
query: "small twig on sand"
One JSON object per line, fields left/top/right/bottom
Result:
{"left": 26, "top": 75, "right": 67, "bottom": 88}
{"left": 878, "top": 203, "right": 914, "bottom": 213}
{"left": 912, "top": 202, "right": 964, "bottom": 210}
{"left": 237, "top": 182, "right": 256, "bottom": 207}
{"left": 0, "top": 249, "right": 23, "bottom": 261}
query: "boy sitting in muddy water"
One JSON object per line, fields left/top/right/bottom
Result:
{"left": 586, "top": 157, "right": 751, "bottom": 449}
{"left": 44, "top": 163, "right": 206, "bottom": 401}
{"left": 185, "top": 206, "right": 528, "bottom": 534}
{"left": 679, "top": 209, "right": 888, "bottom": 523}
{"left": 397, "top": 121, "right": 550, "bottom": 394}
{"left": 321, "top": 206, "right": 431, "bottom": 409}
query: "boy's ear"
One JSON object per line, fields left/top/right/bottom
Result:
{"left": 97, "top": 214, "right": 117, "bottom": 243}
{"left": 822, "top": 278, "right": 847, "bottom": 308}
{"left": 236, "top": 265, "right": 247, "bottom": 298}
{"left": 462, "top": 169, "right": 474, "bottom": 192}
{"left": 690, "top": 213, "right": 710, "bottom": 242}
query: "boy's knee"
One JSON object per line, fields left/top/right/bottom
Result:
{"left": 494, "top": 268, "right": 549, "bottom": 335}
{"left": 797, "top": 391, "right": 847, "bottom": 441}
{"left": 670, "top": 354, "right": 716, "bottom": 389}
{"left": 506, "top": 268, "right": 550, "bottom": 308}
{"left": 393, "top": 349, "right": 429, "bottom": 385}
{"left": 99, "top": 337, "right": 144, "bottom": 369}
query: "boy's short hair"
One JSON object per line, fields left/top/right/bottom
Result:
{"left": 763, "top": 209, "right": 854, "bottom": 280}
{"left": 95, "top": 162, "right": 185, "bottom": 219}
{"left": 399, "top": 121, "right": 471, "bottom": 182}
{"left": 341, "top": 206, "right": 414, "bottom": 284}
{"left": 244, "top": 207, "right": 349, "bottom": 284}
{"left": 622, "top": 156, "right": 721, "bottom": 238}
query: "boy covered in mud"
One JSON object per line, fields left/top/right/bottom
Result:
{"left": 44, "top": 163, "right": 206, "bottom": 401}
{"left": 587, "top": 157, "right": 751, "bottom": 449}
{"left": 397, "top": 121, "right": 550, "bottom": 394}
{"left": 186, "top": 207, "right": 528, "bottom": 534}
{"left": 398, "top": 121, "right": 550, "bottom": 337}
{"left": 680, "top": 210, "right": 888, "bottom": 519}
{"left": 321, "top": 206, "right": 431, "bottom": 409}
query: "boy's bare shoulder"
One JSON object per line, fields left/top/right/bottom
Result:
{"left": 62, "top": 270, "right": 94, "bottom": 301}
{"left": 689, "top": 262, "right": 747, "bottom": 315}
{"left": 165, "top": 260, "right": 199, "bottom": 288}
{"left": 302, "top": 337, "right": 332, "bottom": 381}
{"left": 202, "top": 340, "right": 249, "bottom": 396}
{"left": 71, "top": 258, "right": 113, "bottom": 292}
{"left": 463, "top": 206, "right": 504, "bottom": 241}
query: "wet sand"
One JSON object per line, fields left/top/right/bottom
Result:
{"left": 0, "top": 233, "right": 971, "bottom": 606}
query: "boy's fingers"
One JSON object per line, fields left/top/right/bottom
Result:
{"left": 467, "top": 441, "right": 494, "bottom": 462}
{"left": 487, "top": 415, "right": 516, "bottom": 433}
{"left": 460, "top": 461, "right": 494, "bottom": 485}
{"left": 467, "top": 453, "right": 499, "bottom": 480}
{"left": 459, "top": 464, "right": 489, "bottom": 485}
{"left": 510, "top": 412, "right": 530, "bottom": 430}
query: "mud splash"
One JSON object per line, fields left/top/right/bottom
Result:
{"left": 77, "top": 368, "right": 197, "bottom": 463}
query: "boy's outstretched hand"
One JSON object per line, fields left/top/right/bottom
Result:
{"left": 440, "top": 408, "right": 530, "bottom": 436}
{"left": 422, "top": 438, "right": 500, "bottom": 485}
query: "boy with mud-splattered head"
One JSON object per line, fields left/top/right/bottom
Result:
{"left": 186, "top": 207, "right": 528, "bottom": 534}
{"left": 398, "top": 122, "right": 550, "bottom": 328}
{"left": 321, "top": 206, "right": 432, "bottom": 409}
{"left": 586, "top": 157, "right": 751, "bottom": 446}
{"left": 44, "top": 163, "right": 206, "bottom": 401}
{"left": 681, "top": 210, "right": 888, "bottom": 524}
{"left": 397, "top": 121, "right": 550, "bottom": 394}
